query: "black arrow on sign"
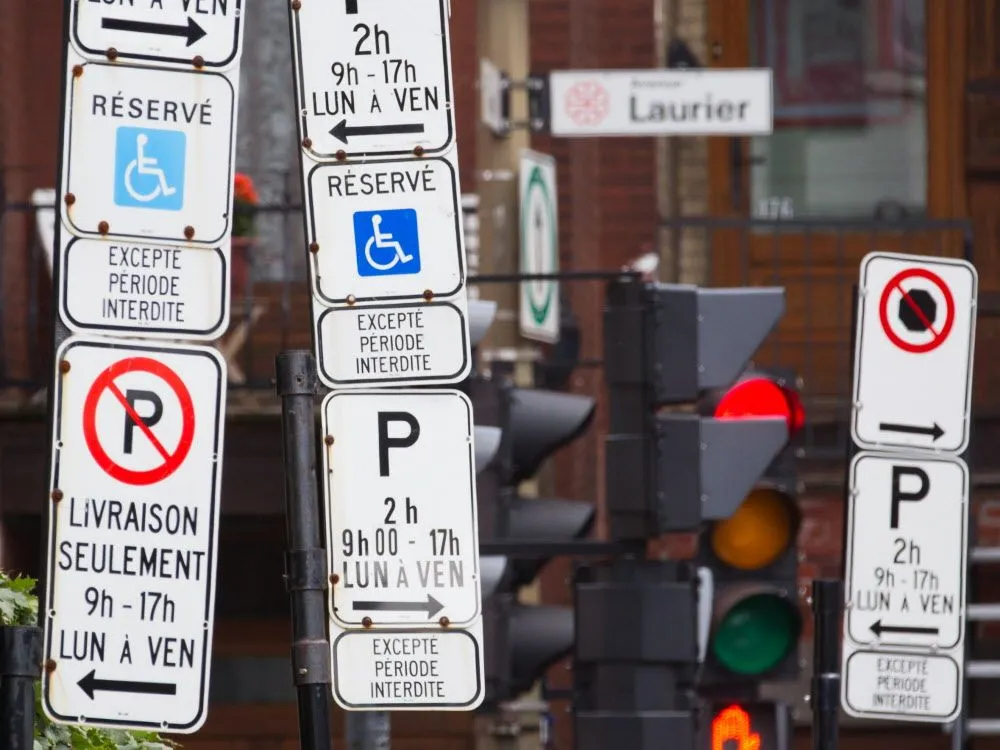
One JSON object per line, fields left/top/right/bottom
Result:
{"left": 869, "top": 620, "right": 940, "bottom": 637}
{"left": 101, "top": 16, "right": 208, "bottom": 47}
{"left": 329, "top": 119, "right": 425, "bottom": 145}
{"left": 878, "top": 421, "right": 944, "bottom": 441}
{"left": 353, "top": 594, "right": 445, "bottom": 618}
{"left": 346, "top": 0, "right": 359, "bottom": 13}
{"left": 77, "top": 669, "right": 177, "bottom": 700}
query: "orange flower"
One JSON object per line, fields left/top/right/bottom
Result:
{"left": 234, "top": 172, "right": 259, "bottom": 205}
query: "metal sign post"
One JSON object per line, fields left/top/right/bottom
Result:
{"left": 276, "top": 352, "right": 334, "bottom": 750}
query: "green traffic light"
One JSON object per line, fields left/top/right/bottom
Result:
{"left": 711, "top": 593, "right": 801, "bottom": 676}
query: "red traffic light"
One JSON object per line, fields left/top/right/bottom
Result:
{"left": 713, "top": 376, "right": 805, "bottom": 436}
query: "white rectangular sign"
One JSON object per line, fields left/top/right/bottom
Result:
{"left": 289, "top": 0, "right": 455, "bottom": 160}
{"left": 330, "top": 621, "right": 485, "bottom": 710}
{"left": 59, "top": 235, "right": 229, "bottom": 340}
{"left": 314, "top": 301, "right": 471, "bottom": 389}
{"left": 842, "top": 650, "right": 963, "bottom": 722}
{"left": 322, "top": 389, "right": 484, "bottom": 711}
{"left": 322, "top": 390, "right": 481, "bottom": 629}
{"left": 70, "top": 0, "right": 245, "bottom": 71}
{"left": 548, "top": 69, "right": 773, "bottom": 138}
{"left": 852, "top": 252, "right": 977, "bottom": 454}
{"left": 306, "top": 153, "right": 465, "bottom": 305}
{"left": 841, "top": 452, "right": 968, "bottom": 723}
{"left": 519, "top": 150, "right": 560, "bottom": 343}
{"left": 60, "top": 53, "right": 237, "bottom": 247}
{"left": 43, "top": 336, "right": 227, "bottom": 734}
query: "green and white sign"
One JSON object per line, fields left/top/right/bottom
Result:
{"left": 518, "top": 149, "right": 560, "bottom": 343}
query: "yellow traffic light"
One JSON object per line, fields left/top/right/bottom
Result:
{"left": 709, "top": 488, "right": 797, "bottom": 571}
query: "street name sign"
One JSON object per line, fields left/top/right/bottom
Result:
{"left": 43, "top": 336, "right": 227, "bottom": 734}
{"left": 841, "top": 451, "right": 968, "bottom": 723}
{"left": 518, "top": 149, "right": 560, "bottom": 343}
{"left": 321, "top": 389, "right": 485, "bottom": 710}
{"left": 59, "top": 235, "right": 229, "bottom": 340}
{"left": 851, "top": 252, "right": 977, "bottom": 454}
{"left": 289, "top": 0, "right": 456, "bottom": 160}
{"left": 313, "top": 300, "right": 471, "bottom": 389}
{"left": 547, "top": 69, "right": 773, "bottom": 138}
{"left": 70, "top": 0, "right": 245, "bottom": 71}
{"left": 306, "top": 153, "right": 465, "bottom": 306}
{"left": 60, "top": 53, "right": 238, "bottom": 247}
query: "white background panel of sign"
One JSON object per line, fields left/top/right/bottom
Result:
{"left": 851, "top": 252, "right": 977, "bottom": 455}
{"left": 43, "top": 336, "right": 227, "bottom": 733}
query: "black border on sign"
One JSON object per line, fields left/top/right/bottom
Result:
{"left": 60, "top": 60, "right": 237, "bottom": 247}
{"left": 324, "top": 390, "right": 481, "bottom": 628}
{"left": 331, "top": 629, "right": 484, "bottom": 710}
{"left": 307, "top": 156, "right": 466, "bottom": 305}
{"left": 315, "top": 301, "right": 471, "bottom": 388}
{"left": 59, "top": 238, "right": 230, "bottom": 339}
{"left": 70, "top": 0, "right": 244, "bottom": 71}
{"left": 851, "top": 254, "right": 977, "bottom": 453}
{"left": 289, "top": 0, "right": 455, "bottom": 160}
{"left": 843, "top": 649, "right": 960, "bottom": 720}
{"left": 842, "top": 452, "right": 969, "bottom": 651}
{"left": 42, "top": 338, "right": 225, "bottom": 732}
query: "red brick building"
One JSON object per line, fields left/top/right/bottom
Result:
{"left": 2, "top": 1, "right": 999, "bottom": 748}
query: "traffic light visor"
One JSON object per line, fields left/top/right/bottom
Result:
{"left": 714, "top": 377, "right": 805, "bottom": 436}
{"left": 711, "top": 592, "right": 800, "bottom": 676}
{"left": 710, "top": 488, "right": 796, "bottom": 571}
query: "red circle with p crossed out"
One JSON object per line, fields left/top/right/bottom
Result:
{"left": 82, "top": 357, "right": 195, "bottom": 486}
{"left": 878, "top": 268, "right": 955, "bottom": 354}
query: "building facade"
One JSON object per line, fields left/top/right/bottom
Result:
{"left": 1, "top": 0, "right": 999, "bottom": 748}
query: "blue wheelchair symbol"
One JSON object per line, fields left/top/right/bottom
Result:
{"left": 354, "top": 209, "right": 421, "bottom": 277}
{"left": 113, "top": 126, "right": 186, "bottom": 212}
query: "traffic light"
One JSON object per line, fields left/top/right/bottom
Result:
{"left": 602, "top": 278, "right": 804, "bottom": 696}
{"left": 704, "top": 701, "right": 791, "bottom": 750}
{"left": 472, "top": 373, "right": 596, "bottom": 707}
{"left": 697, "top": 371, "right": 804, "bottom": 687}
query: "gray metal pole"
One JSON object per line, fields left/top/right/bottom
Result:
{"left": 276, "top": 351, "right": 333, "bottom": 750}
{"left": 346, "top": 711, "right": 391, "bottom": 750}
{"left": 0, "top": 625, "right": 42, "bottom": 750}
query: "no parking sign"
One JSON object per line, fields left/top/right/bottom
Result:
{"left": 43, "top": 337, "right": 226, "bottom": 733}
{"left": 851, "top": 252, "right": 978, "bottom": 454}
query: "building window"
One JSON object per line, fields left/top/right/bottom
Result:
{"left": 749, "top": 0, "right": 927, "bottom": 219}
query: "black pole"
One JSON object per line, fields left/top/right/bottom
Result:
{"left": 277, "top": 351, "right": 333, "bottom": 750}
{"left": 0, "top": 625, "right": 42, "bottom": 750}
{"left": 811, "top": 579, "right": 842, "bottom": 750}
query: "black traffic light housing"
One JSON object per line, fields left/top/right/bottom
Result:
{"left": 471, "top": 373, "right": 596, "bottom": 708}
{"left": 603, "top": 279, "right": 792, "bottom": 540}
{"left": 573, "top": 559, "right": 700, "bottom": 750}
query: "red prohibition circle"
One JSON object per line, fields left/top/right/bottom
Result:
{"left": 82, "top": 357, "right": 195, "bottom": 486}
{"left": 877, "top": 268, "right": 955, "bottom": 354}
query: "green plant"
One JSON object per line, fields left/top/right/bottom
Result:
{"left": 0, "top": 572, "right": 178, "bottom": 750}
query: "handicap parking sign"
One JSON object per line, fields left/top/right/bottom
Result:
{"left": 354, "top": 209, "right": 421, "bottom": 277}
{"left": 113, "top": 126, "right": 186, "bottom": 212}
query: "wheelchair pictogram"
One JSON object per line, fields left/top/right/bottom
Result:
{"left": 354, "top": 208, "right": 421, "bottom": 278}
{"left": 114, "top": 126, "right": 186, "bottom": 212}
